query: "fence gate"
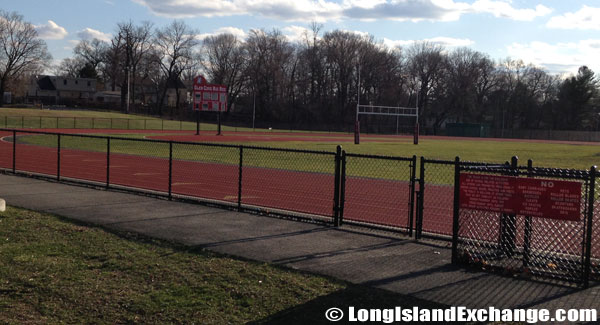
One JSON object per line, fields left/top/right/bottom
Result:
{"left": 416, "top": 158, "right": 508, "bottom": 240}
{"left": 451, "top": 159, "right": 596, "bottom": 286}
{"left": 340, "top": 153, "right": 417, "bottom": 234}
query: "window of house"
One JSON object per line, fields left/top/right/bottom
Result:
{"left": 220, "top": 93, "right": 226, "bottom": 102}
{"left": 63, "top": 79, "right": 67, "bottom": 85}
{"left": 75, "top": 80, "right": 78, "bottom": 85}
{"left": 212, "top": 93, "right": 218, "bottom": 101}
{"left": 87, "top": 81, "right": 91, "bottom": 87}
{"left": 203, "top": 92, "right": 211, "bottom": 100}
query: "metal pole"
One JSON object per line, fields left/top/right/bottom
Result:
{"left": 106, "top": 137, "right": 110, "bottom": 189}
{"left": 168, "top": 141, "right": 173, "bottom": 200}
{"left": 196, "top": 111, "right": 200, "bottom": 135}
{"left": 126, "top": 66, "right": 130, "bottom": 114}
{"left": 451, "top": 156, "right": 461, "bottom": 264}
{"left": 523, "top": 159, "right": 533, "bottom": 268}
{"left": 217, "top": 110, "right": 222, "bottom": 136}
{"left": 414, "top": 91, "right": 419, "bottom": 145}
{"left": 238, "top": 146, "right": 243, "bottom": 209}
{"left": 252, "top": 92, "right": 256, "bottom": 131}
{"left": 584, "top": 165, "right": 596, "bottom": 287}
{"left": 57, "top": 134, "right": 61, "bottom": 181}
{"left": 333, "top": 145, "right": 341, "bottom": 226}
{"left": 355, "top": 64, "right": 360, "bottom": 144}
{"left": 339, "top": 150, "right": 347, "bottom": 225}
{"left": 12, "top": 130, "right": 16, "bottom": 173}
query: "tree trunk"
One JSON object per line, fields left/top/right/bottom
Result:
{"left": 157, "top": 86, "right": 168, "bottom": 117}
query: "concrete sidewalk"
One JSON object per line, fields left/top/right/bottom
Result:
{"left": 0, "top": 173, "right": 598, "bottom": 312}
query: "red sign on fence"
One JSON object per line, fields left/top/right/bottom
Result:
{"left": 459, "top": 173, "right": 582, "bottom": 221}
{"left": 193, "top": 76, "right": 227, "bottom": 112}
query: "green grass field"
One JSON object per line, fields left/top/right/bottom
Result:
{"left": 0, "top": 206, "right": 445, "bottom": 324}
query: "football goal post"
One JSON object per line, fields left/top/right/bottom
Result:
{"left": 354, "top": 103, "right": 419, "bottom": 145}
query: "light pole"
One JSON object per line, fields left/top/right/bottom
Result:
{"left": 126, "top": 66, "right": 131, "bottom": 114}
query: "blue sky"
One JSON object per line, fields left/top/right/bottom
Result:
{"left": 3, "top": 0, "right": 600, "bottom": 75}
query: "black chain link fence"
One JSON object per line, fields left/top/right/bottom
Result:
{"left": 3, "top": 127, "right": 600, "bottom": 286}
{"left": 171, "top": 142, "right": 239, "bottom": 204}
{"left": 241, "top": 147, "right": 336, "bottom": 219}
{"left": 343, "top": 154, "right": 415, "bottom": 232}
{"left": 453, "top": 163, "right": 594, "bottom": 285}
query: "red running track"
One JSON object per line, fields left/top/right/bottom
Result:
{"left": 0, "top": 131, "right": 419, "bottom": 229}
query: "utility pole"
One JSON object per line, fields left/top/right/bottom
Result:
{"left": 126, "top": 66, "right": 131, "bottom": 114}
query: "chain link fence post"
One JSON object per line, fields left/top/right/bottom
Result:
{"left": 584, "top": 165, "right": 596, "bottom": 287}
{"left": 522, "top": 159, "right": 534, "bottom": 268}
{"left": 333, "top": 145, "right": 342, "bottom": 227}
{"left": 57, "top": 134, "right": 61, "bottom": 181}
{"left": 12, "top": 130, "right": 17, "bottom": 173}
{"left": 168, "top": 141, "right": 173, "bottom": 200}
{"left": 238, "top": 146, "right": 244, "bottom": 210}
{"left": 339, "top": 150, "right": 347, "bottom": 226}
{"left": 106, "top": 137, "right": 110, "bottom": 189}
{"left": 451, "top": 156, "right": 461, "bottom": 264}
{"left": 415, "top": 156, "right": 424, "bottom": 239}
{"left": 500, "top": 156, "right": 519, "bottom": 257}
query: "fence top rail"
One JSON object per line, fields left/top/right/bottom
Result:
{"left": 0, "top": 115, "right": 153, "bottom": 120}
{"left": 345, "top": 152, "right": 414, "bottom": 161}
{"left": 461, "top": 164, "right": 591, "bottom": 180}
{"left": 0, "top": 127, "right": 340, "bottom": 155}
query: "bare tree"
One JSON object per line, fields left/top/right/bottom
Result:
{"left": 74, "top": 38, "right": 108, "bottom": 72}
{"left": 202, "top": 33, "right": 247, "bottom": 111}
{"left": 153, "top": 20, "right": 198, "bottom": 115}
{"left": 52, "top": 57, "right": 85, "bottom": 77}
{"left": 112, "top": 21, "right": 154, "bottom": 112}
{"left": 406, "top": 42, "right": 446, "bottom": 132}
{"left": 245, "top": 29, "right": 294, "bottom": 121}
{"left": 0, "top": 10, "right": 51, "bottom": 106}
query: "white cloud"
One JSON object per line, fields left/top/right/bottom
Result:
{"left": 470, "top": 0, "right": 551, "bottom": 21}
{"left": 35, "top": 20, "right": 68, "bottom": 40}
{"left": 76, "top": 28, "right": 112, "bottom": 42}
{"left": 547, "top": 6, "right": 600, "bottom": 30}
{"left": 197, "top": 27, "right": 247, "bottom": 41}
{"left": 384, "top": 36, "right": 474, "bottom": 48}
{"left": 507, "top": 40, "right": 600, "bottom": 75}
{"left": 132, "top": 0, "right": 551, "bottom": 22}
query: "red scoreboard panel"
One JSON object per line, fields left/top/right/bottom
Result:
{"left": 193, "top": 76, "right": 227, "bottom": 112}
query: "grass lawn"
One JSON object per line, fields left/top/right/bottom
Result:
{"left": 0, "top": 206, "right": 446, "bottom": 324}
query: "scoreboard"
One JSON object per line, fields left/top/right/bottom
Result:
{"left": 193, "top": 75, "right": 227, "bottom": 112}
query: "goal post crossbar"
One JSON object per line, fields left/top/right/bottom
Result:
{"left": 357, "top": 105, "right": 418, "bottom": 117}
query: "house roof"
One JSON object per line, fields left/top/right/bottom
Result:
{"left": 37, "top": 76, "right": 56, "bottom": 91}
